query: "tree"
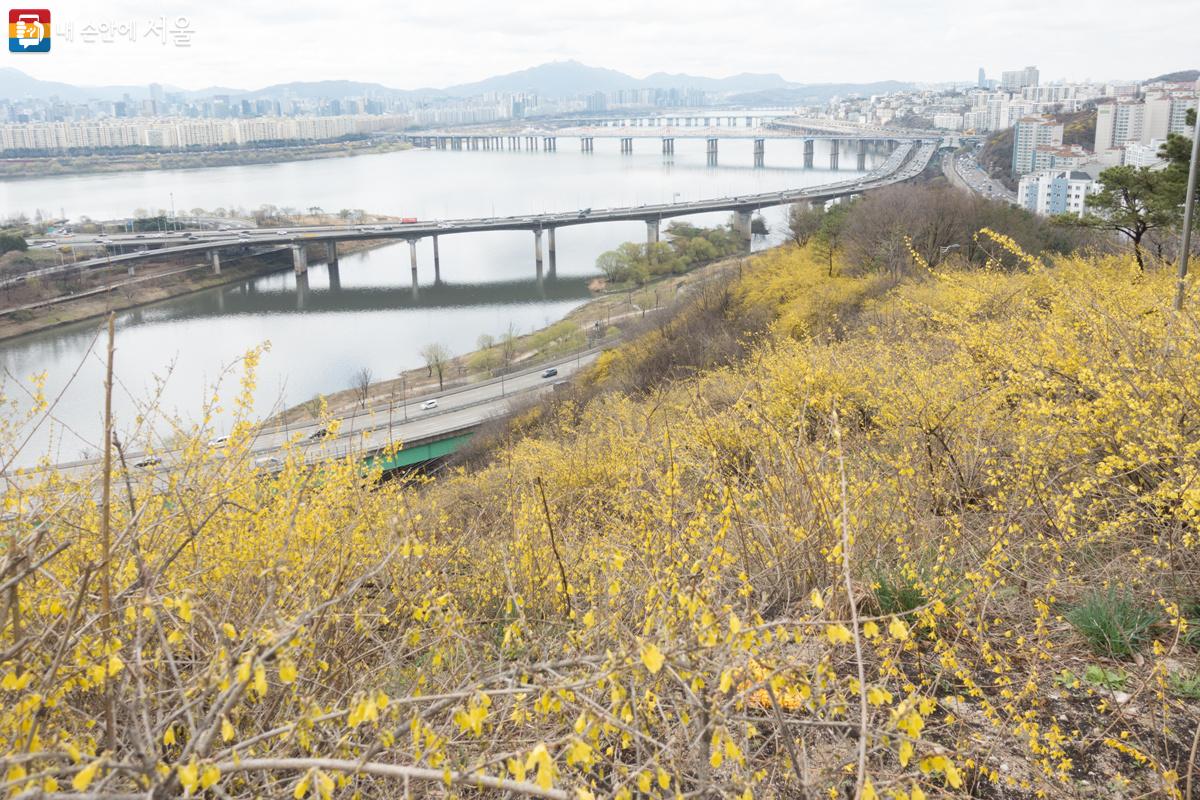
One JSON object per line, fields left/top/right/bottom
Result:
{"left": 420, "top": 343, "right": 451, "bottom": 391}
{"left": 788, "top": 204, "right": 824, "bottom": 247}
{"left": 1079, "top": 165, "right": 1175, "bottom": 270}
{"left": 813, "top": 203, "right": 850, "bottom": 276}
{"left": 352, "top": 367, "right": 373, "bottom": 409}
{"left": 500, "top": 322, "right": 520, "bottom": 371}
{"left": 0, "top": 232, "right": 28, "bottom": 256}
{"left": 1158, "top": 108, "right": 1197, "bottom": 232}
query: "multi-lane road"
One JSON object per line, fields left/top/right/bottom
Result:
{"left": 45, "top": 348, "right": 601, "bottom": 480}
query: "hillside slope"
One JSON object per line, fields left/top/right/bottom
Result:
{"left": 2, "top": 241, "right": 1198, "bottom": 799}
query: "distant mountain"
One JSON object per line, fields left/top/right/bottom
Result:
{"left": 440, "top": 61, "right": 792, "bottom": 97}
{"left": 0, "top": 62, "right": 915, "bottom": 104}
{"left": 229, "top": 80, "right": 424, "bottom": 101}
{"left": 1147, "top": 69, "right": 1199, "bottom": 83}
{"left": 639, "top": 71, "right": 791, "bottom": 93}
{"left": 442, "top": 61, "right": 638, "bottom": 97}
{"left": 0, "top": 67, "right": 159, "bottom": 102}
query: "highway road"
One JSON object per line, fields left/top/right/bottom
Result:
{"left": 42, "top": 348, "right": 602, "bottom": 480}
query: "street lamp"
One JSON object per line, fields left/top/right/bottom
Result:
{"left": 1173, "top": 109, "right": 1200, "bottom": 311}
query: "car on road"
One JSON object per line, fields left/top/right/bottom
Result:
{"left": 306, "top": 428, "right": 329, "bottom": 441}
{"left": 541, "top": 368, "right": 558, "bottom": 378}
{"left": 254, "top": 456, "right": 282, "bottom": 469}
{"left": 134, "top": 455, "right": 162, "bottom": 468}
{"left": 238, "top": 231, "right": 251, "bottom": 237}
{"left": 207, "top": 436, "right": 229, "bottom": 448}
{"left": 419, "top": 399, "right": 438, "bottom": 411}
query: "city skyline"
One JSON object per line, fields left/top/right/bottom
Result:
{"left": 6, "top": 0, "right": 1196, "bottom": 91}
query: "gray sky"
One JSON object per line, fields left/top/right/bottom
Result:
{"left": 14, "top": 0, "right": 1200, "bottom": 90}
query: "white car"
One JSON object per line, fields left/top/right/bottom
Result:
{"left": 207, "top": 436, "right": 229, "bottom": 448}
{"left": 419, "top": 399, "right": 438, "bottom": 411}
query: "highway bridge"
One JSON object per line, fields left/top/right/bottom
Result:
{"left": 17, "top": 139, "right": 939, "bottom": 294}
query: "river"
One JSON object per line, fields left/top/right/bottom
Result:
{"left": 0, "top": 136, "right": 879, "bottom": 466}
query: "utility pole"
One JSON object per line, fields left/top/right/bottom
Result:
{"left": 1173, "top": 109, "right": 1200, "bottom": 311}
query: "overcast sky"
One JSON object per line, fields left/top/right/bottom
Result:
{"left": 13, "top": 0, "right": 1199, "bottom": 90}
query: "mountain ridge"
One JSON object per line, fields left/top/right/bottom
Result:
{"left": 0, "top": 61, "right": 913, "bottom": 103}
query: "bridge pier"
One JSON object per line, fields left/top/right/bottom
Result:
{"left": 733, "top": 210, "right": 753, "bottom": 252}
{"left": 291, "top": 243, "right": 308, "bottom": 275}
{"left": 326, "top": 240, "right": 338, "bottom": 268}
{"left": 209, "top": 250, "right": 221, "bottom": 275}
{"left": 647, "top": 219, "right": 660, "bottom": 247}
{"left": 581, "top": 136, "right": 593, "bottom": 153}
{"left": 753, "top": 138, "right": 765, "bottom": 168}
{"left": 661, "top": 137, "right": 674, "bottom": 156}
{"left": 296, "top": 271, "right": 309, "bottom": 311}
{"left": 547, "top": 227, "right": 556, "bottom": 278}
{"left": 328, "top": 260, "right": 341, "bottom": 291}
{"left": 409, "top": 240, "right": 419, "bottom": 299}
{"left": 804, "top": 139, "right": 814, "bottom": 169}
{"left": 534, "top": 228, "right": 544, "bottom": 282}
{"left": 830, "top": 145, "right": 839, "bottom": 170}
{"left": 620, "top": 137, "right": 633, "bottom": 154}
{"left": 706, "top": 137, "right": 718, "bottom": 166}
{"left": 432, "top": 235, "right": 441, "bottom": 284}
{"left": 543, "top": 136, "right": 556, "bottom": 151}
{"left": 857, "top": 139, "right": 867, "bottom": 171}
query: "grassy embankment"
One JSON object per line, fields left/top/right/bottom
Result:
{"left": 1, "top": 235, "right": 1198, "bottom": 799}
{"left": 271, "top": 254, "right": 741, "bottom": 426}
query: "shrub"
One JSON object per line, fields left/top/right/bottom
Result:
{"left": 1067, "top": 590, "right": 1160, "bottom": 657}
{"left": 872, "top": 569, "right": 927, "bottom": 616}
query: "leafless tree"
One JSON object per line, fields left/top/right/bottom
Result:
{"left": 420, "top": 343, "right": 451, "bottom": 391}
{"left": 352, "top": 367, "right": 373, "bottom": 409}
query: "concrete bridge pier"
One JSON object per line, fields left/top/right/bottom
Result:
{"left": 409, "top": 240, "right": 419, "bottom": 299}
{"left": 857, "top": 139, "right": 867, "bottom": 171}
{"left": 432, "top": 235, "right": 442, "bottom": 284}
{"left": 804, "top": 139, "right": 814, "bottom": 169}
{"left": 733, "top": 210, "right": 753, "bottom": 252}
{"left": 534, "top": 228, "right": 545, "bottom": 282}
{"left": 661, "top": 137, "right": 674, "bottom": 156}
{"left": 830, "top": 145, "right": 840, "bottom": 170}
{"left": 208, "top": 250, "right": 221, "bottom": 275}
{"left": 291, "top": 243, "right": 308, "bottom": 275}
{"left": 296, "top": 271, "right": 309, "bottom": 311}
{"left": 753, "top": 138, "right": 765, "bottom": 168}
{"left": 706, "top": 137, "right": 718, "bottom": 166}
{"left": 547, "top": 227, "right": 557, "bottom": 278}
{"left": 581, "top": 136, "right": 593, "bottom": 153}
{"left": 620, "top": 137, "right": 633, "bottom": 154}
{"left": 328, "top": 260, "right": 341, "bottom": 291}
{"left": 647, "top": 219, "right": 660, "bottom": 247}
{"left": 326, "top": 240, "right": 338, "bottom": 268}
{"left": 543, "top": 136, "right": 556, "bottom": 151}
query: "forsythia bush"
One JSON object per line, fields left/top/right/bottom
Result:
{"left": 1, "top": 240, "right": 1198, "bottom": 799}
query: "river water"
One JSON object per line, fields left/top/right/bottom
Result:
{"left": 0, "top": 136, "right": 878, "bottom": 465}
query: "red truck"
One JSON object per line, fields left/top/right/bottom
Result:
{"left": 400, "top": 217, "right": 418, "bottom": 224}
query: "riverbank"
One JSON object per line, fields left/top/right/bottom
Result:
{"left": 0, "top": 235, "right": 391, "bottom": 342}
{"left": 267, "top": 252, "right": 749, "bottom": 427}
{"left": 0, "top": 139, "right": 411, "bottom": 181}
